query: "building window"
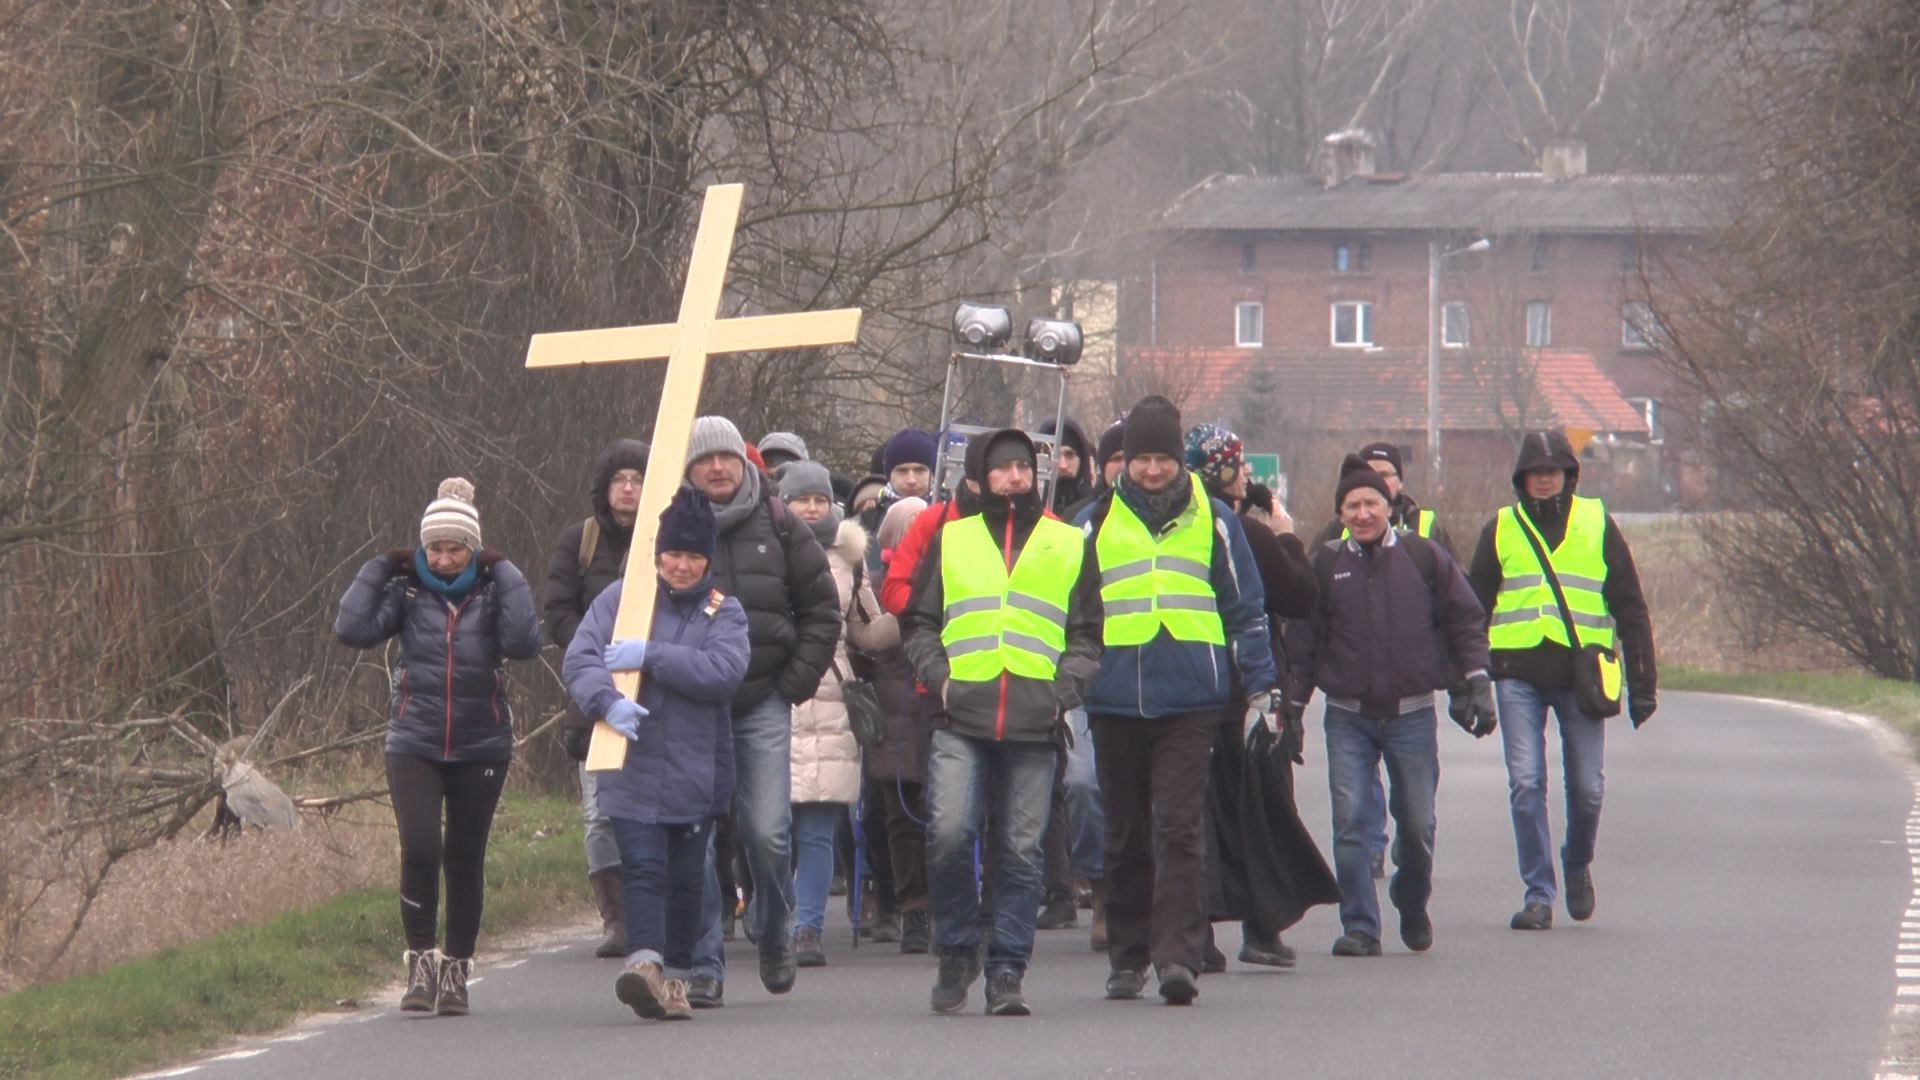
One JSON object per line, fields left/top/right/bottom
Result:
{"left": 1622, "top": 301, "right": 1660, "bottom": 349}
{"left": 1235, "top": 302, "right": 1264, "bottom": 347}
{"left": 1442, "top": 302, "right": 1469, "bottom": 347}
{"left": 1333, "top": 239, "right": 1371, "bottom": 274}
{"left": 1240, "top": 241, "right": 1257, "bottom": 274}
{"left": 1525, "top": 300, "right": 1552, "bottom": 347}
{"left": 1626, "top": 396, "right": 1663, "bottom": 441}
{"left": 1530, "top": 235, "right": 1550, "bottom": 273}
{"left": 1331, "top": 301, "right": 1373, "bottom": 347}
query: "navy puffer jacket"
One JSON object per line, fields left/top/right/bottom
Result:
{"left": 335, "top": 551, "right": 543, "bottom": 763}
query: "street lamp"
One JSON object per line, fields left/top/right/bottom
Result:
{"left": 1427, "top": 236, "right": 1492, "bottom": 489}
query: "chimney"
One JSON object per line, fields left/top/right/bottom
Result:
{"left": 1316, "top": 129, "right": 1378, "bottom": 189}
{"left": 1541, "top": 140, "right": 1588, "bottom": 181}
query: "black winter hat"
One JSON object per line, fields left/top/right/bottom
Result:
{"left": 1510, "top": 430, "right": 1582, "bottom": 494}
{"left": 1357, "top": 441, "right": 1403, "bottom": 476}
{"left": 1096, "top": 420, "right": 1125, "bottom": 466}
{"left": 1036, "top": 417, "right": 1092, "bottom": 463}
{"left": 1122, "top": 396, "right": 1184, "bottom": 462}
{"left": 1334, "top": 452, "right": 1393, "bottom": 511}
{"left": 658, "top": 486, "right": 717, "bottom": 558}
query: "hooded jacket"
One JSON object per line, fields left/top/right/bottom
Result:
{"left": 1038, "top": 417, "right": 1094, "bottom": 511}
{"left": 1465, "top": 430, "right": 1657, "bottom": 702}
{"left": 790, "top": 518, "right": 900, "bottom": 802}
{"left": 336, "top": 550, "right": 543, "bottom": 763}
{"left": 562, "top": 573, "right": 749, "bottom": 824}
{"left": 901, "top": 431, "right": 1103, "bottom": 743}
{"left": 545, "top": 439, "right": 650, "bottom": 650}
{"left": 1076, "top": 471, "right": 1280, "bottom": 719}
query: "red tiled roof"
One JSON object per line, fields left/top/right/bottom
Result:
{"left": 1125, "top": 346, "right": 1649, "bottom": 437}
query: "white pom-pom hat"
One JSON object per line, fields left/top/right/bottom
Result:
{"left": 420, "top": 477, "right": 482, "bottom": 550}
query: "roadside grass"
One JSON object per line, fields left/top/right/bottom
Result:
{"left": 0, "top": 793, "right": 583, "bottom": 1080}
{"left": 1665, "top": 666, "right": 1920, "bottom": 744}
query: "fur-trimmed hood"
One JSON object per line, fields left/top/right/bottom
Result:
{"left": 831, "top": 517, "right": 870, "bottom": 568}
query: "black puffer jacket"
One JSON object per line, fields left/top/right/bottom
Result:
{"left": 545, "top": 438, "right": 649, "bottom": 650}
{"left": 711, "top": 490, "right": 842, "bottom": 713}
{"left": 336, "top": 551, "right": 543, "bottom": 763}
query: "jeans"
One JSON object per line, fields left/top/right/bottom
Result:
{"left": 609, "top": 817, "right": 709, "bottom": 973}
{"left": 1090, "top": 710, "right": 1217, "bottom": 976}
{"left": 1323, "top": 705, "right": 1439, "bottom": 940}
{"left": 1361, "top": 773, "right": 1391, "bottom": 860}
{"left": 1061, "top": 707, "right": 1105, "bottom": 881}
{"left": 1497, "top": 679, "right": 1607, "bottom": 906}
{"left": 693, "top": 693, "right": 796, "bottom": 978}
{"left": 925, "top": 729, "right": 1057, "bottom": 978}
{"left": 790, "top": 802, "right": 841, "bottom": 933}
{"left": 578, "top": 764, "right": 621, "bottom": 875}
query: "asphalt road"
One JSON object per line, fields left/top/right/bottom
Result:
{"left": 131, "top": 692, "right": 1916, "bottom": 1080}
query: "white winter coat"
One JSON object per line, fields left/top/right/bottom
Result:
{"left": 790, "top": 519, "right": 899, "bottom": 804}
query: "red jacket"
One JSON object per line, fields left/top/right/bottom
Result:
{"left": 881, "top": 499, "right": 960, "bottom": 615}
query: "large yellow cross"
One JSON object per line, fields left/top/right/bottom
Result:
{"left": 527, "top": 183, "right": 862, "bottom": 770}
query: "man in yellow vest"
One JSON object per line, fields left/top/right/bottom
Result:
{"left": 1466, "top": 431, "right": 1658, "bottom": 931}
{"left": 1075, "top": 395, "right": 1282, "bottom": 1007}
{"left": 901, "top": 429, "right": 1102, "bottom": 1017}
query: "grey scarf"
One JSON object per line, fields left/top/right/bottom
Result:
{"left": 1118, "top": 471, "right": 1195, "bottom": 534}
{"left": 711, "top": 462, "right": 764, "bottom": 534}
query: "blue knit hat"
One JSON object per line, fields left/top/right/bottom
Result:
{"left": 658, "top": 487, "right": 717, "bottom": 558}
{"left": 881, "top": 429, "right": 936, "bottom": 474}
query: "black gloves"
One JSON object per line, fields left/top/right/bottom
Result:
{"left": 1280, "top": 699, "right": 1307, "bottom": 765}
{"left": 1451, "top": 674, "right": 1497, "bottom": 738}
{"left": 383, "top": 547, "right": 414, "bottom": 576}
{"left": 1630, "top": 691, "right": 1657, "bottom": 729}
{"left": 561, "top": 725, "right": 590, "bottom": 762}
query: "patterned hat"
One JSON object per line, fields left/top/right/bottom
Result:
{"left": 1183, "top": 423, "right": 1244, "bottom": 491}
{"left": 420, "top": 477, "right": 482, "bottom": 550}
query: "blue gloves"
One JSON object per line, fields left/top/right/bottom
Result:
{"left": 604, "top": 639, "right": 648, "bottom": 672}
{"left": 604, "top": 698, "right": 648, "bottom": 740}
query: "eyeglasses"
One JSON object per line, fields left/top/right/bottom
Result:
{"left": 610, "top": 472, "right": 644, "bottom": 489}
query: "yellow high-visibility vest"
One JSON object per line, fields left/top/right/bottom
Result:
{"left": 1488, "top": 497, "right": 1614, "bottom": 651}
{"left": 1095, "top": 474, "right": 1227, "bottom": 647}
{"left": 939, "top": 515, "right": 1084, "bottom": 682}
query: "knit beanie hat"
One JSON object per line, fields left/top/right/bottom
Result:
{"left": 657, "top": 486, "right": 718, "bottom": 558}
{"left": 777, "top": 460, "right": 834, "bottom": 502}
{"left": 1096, "top": 419, "right": 1125, "bottom": 466}
{"left": 1123, "top": 395, "right": 1185, "bottom": 461}
{"left": 1334, "top": 453, "right": 1393, "bottom": 511}
{"left": 685, "top": 416, "right": 749, "bottom": 472}
{"left": 420, "top": 477, "right": 482, "bottom": 550}
{"left": 1358, "top": 441, "right": 1403, "bottom": 476}
{"left": 757, "top": 432, "right": 809, "bottom": 468}
{"left": 846, "top": 473, "right": 885, "bottom": 516}
{"left": 881, "top": 429, "right": 937, "bottom": 474}
{"left": 1183, "top": 423, "right": 1244, "bottom": 491}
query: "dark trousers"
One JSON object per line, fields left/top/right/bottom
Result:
{"left": 1040, "top": 756, "right": 1074, "bottom": 904}
{"left": 385, "top": 753, "right": 509, "bottom": 959}
{"left": 610, "top": 817, "right": 710, "bottom": 970}
{"left": 882, "top": 779, "right": 929, "bottom": 913}
{"left": 1089, "top": 710, "right": 1218, "bottom": 976}
{"left": 859, "top": 777, "right": 898, "bottom": 914}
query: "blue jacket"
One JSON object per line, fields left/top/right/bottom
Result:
{"left": 335, "top": 551, "right": 543, "bottom": 763}
{"left": 562, "top": 574, "right": 749, "bottom": 824}
{"left": 1076, "top": 481, "right": 1277, "bottom": 719}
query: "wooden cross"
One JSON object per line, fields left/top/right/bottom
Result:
{"left": 526, "top": 183, "right": 862, "bottom": 770}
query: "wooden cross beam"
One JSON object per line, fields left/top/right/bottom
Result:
{"left": 526, "top": 183, "right": 862, "bottom": 770}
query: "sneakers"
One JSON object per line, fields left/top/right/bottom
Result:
{"left": 899, "top": 910, "right": 931, "bottom": 955}
{"left": 930, "top": 949, "right": 982, "bottom": 1014}
{"left": 1331, "top": 931, "right": 1383, "bottom": 957}
{"left": 759, "top": 942, "right": 797, "bottom": 994}
{"left": 615, "top": 958, "right": 669, "bottom": 1020}
{"left": 792, "top": 926, "right": 827, "bottom": 968}
{"left": 1201, "top": 941, "right": 1228, "bottom": 974}
{"left": 1036, "top": 895, "right": 1078, "bottom": 930}
{"left": 1565, "top": 866, "right": 1596, "bottom": 921}
{"left": 660, "top": 978, "right": 694, "bottom": 1021}
{"left": 985, "top": 971, "right": 1030, "bottom": 1016}
{"left": 436, "top": 956, "right": 471, "bottom": 1016}
{"left": 686, "top": 974, "right": 724, "bottom": 1009}
{"left": 1510, "top": 902, "right": 1554, "bottom": 931}
{"left": 1157, "top": 964, "right": 1198, "bottom": 1006}
{"left": 1237, "top": 931, "right": 1297, "bottom": 968}
{"left": 1104, "top": 967, "right": 1147, "bottom": 1000}
{"left": 1400, "top": 909, "right": 1434, "bottom": 953}
{"left": 870, "top": 910, "right": 902, "bottom": 945}
{"left": 400, "top": 948, "right": 440, "bottom": 1013}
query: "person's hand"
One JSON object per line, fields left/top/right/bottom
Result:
{"left": 1280, "top": 699, "right": 1306, "bottom": 764}
{"left": 561, "top": 725, "right": 590, "bottom": 762}
{"left": 604, "top": 699, "right": 648, "bottom": 740}
{"left": 475, "top": 547, "right": 505, "bottom": 568}
{"left": 1271, "top": 504, "right": 1295, "bottom": 535}
{"left": 1447, "top": 690, "right": 1474, "bottom": 734}
{"left": 1465, "top": 674, "right": 1498, "bottom": 738}
{"left": 1243, "top": 692, "right": 1279, "bottom": 757}
{"left": 941, "top": 681, "right": 951, "bottom": 711}
{"left": 1630, "top": 691, "right": 1657, "bottom": 729}
{"left": 604, "top": 639, "right": 648, "bottom": 672}
{"left": 384, "top": 547, "right": 413, "bottom": 576}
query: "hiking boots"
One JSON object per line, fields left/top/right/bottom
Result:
{"left": 900, "top": 910, "right": 931, "bottom": 955}
{"left": 588, "top": 868, "right": 627, "bottom": 959}
{"left": 660, "top": 978, "right": 694, "bottom": 1020}
{"left": 1036, "top": 893, "right": 1078, "bottom": 930}
{"left": 930, "top": 949, "right": 982, "bottom": 1014}
{"left": 1565, "top": 866, "right": 1597, "bottom": 921}
{"left": 686, "top": 974, "right": 724, "bottom": 1009}
{"left": 870, "top": 910, "right": 902, "bottom": 945}
{"left": 1237, "top": 930, "right": 1298, "bottom": 968}
{"left": 1089, "top": 880, "right": 1109, "bottom": 952}
{"left": 401, "top": 948, "right": 440, "bottom": 1013}
{"left": 793, "top": 926, "right": 827, "bottom": 968}
{"left": 436, "top": 956, "right": 471, "bottom": 1016}
{"left": 1400, "top": 909, "right": 1434, "bottom": 953}
{"left": 1331, "top": 931, "right": 1383, "bottom": 957}
{"left": 615, "top": 958, "right": 669, "bottom": 1019}
{"left": 759, "top": 942, "right": 797, "bottom": 994}
{"left": 984, "top": 971, "right": 1031, "bottom": 1017}
{"left": 1104, "top": 967, "right": 1147, "bottom": 1000}
{"left": 1510, "top": 902, "right": 1554, "bottom": 931}
{"left": 1158, "top": 964, "right": 1198, "bottom": 1006}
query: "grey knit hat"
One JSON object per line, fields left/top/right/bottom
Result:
{"left": 420, "top": 477, "right": 482, "bottom": 550}
{"left": 757, "top": 431, "right": 809, "bottom": 466}
{"left": 685, "top": 416, "right": 749, "bottom": 472}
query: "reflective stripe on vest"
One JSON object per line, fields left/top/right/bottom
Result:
{"left": 1488, "top": 496, "right": 1615, "bottom": 651}
{"left": 939, "top": 515, "right": 1085, "bottom": 682}
{"left": 1095, "top": 474, "right": 1227, "bottom": 647}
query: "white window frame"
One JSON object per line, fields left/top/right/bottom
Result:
{"left": 1525, "top": 300, "right": 1552, "bottom": 347}
{"left": 1235, "top": 301, "right": 1264, "bottom": 348}
{"left": 1626, "top": 396, "right": 1662, "bottom": 441}
{"left": 1331, "top": 301, "right": 1373, "bottom": 347}
{"left": 1442, "top": 301, "right": 1469, "bottom": 348}
{"left": 1622, "top": 301, "right": 1657, "bottom": 349}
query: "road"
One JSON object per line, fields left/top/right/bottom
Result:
{"left": 131, "top": 692, "right": 1916, "bottom": 1080}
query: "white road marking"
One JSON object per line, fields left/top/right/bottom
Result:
{"left": 206, "top": 1050, "right": 268, "bottom": 1063}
